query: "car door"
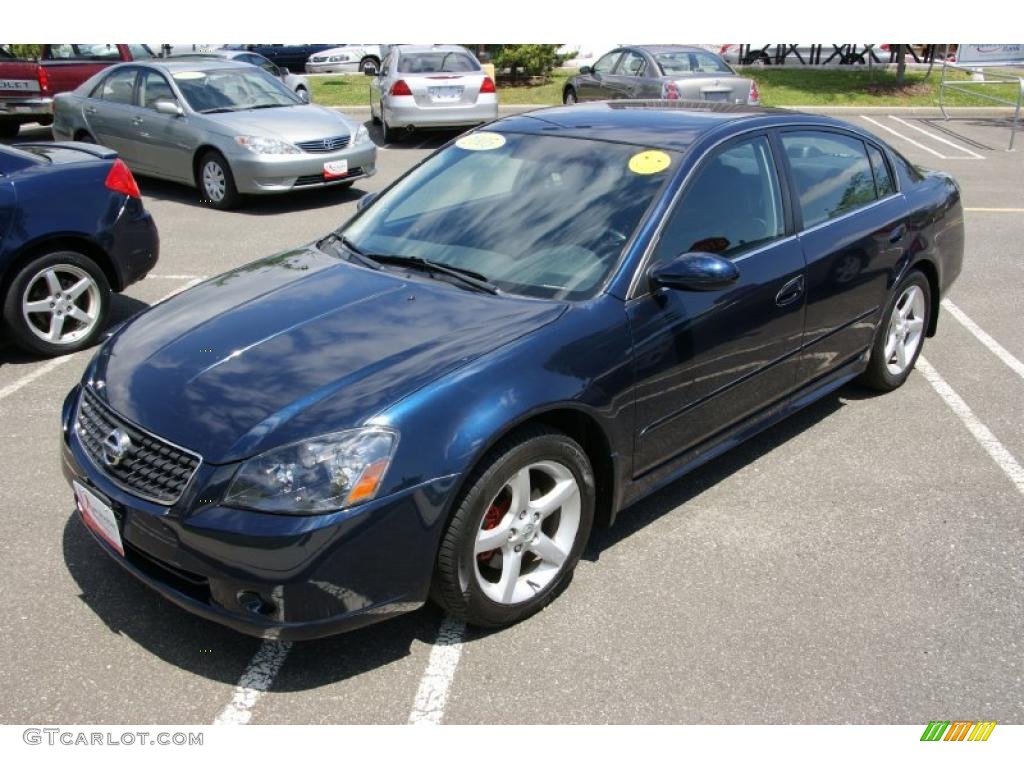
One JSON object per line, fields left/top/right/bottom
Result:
{"left": 626, "top": 133, "right": 806, "bottom": 476}
{"left": 85, "top": 66, "right": 140, "bottom": 163}
{"left": 577, "top": 50, "right": 622, "bottom": 101}
{"left": 778, "top": 129, "right": 910, "bottom": 384}
{"left": 131, "top": 68, "right": 194, "bottom": 182}
{"left": 602, "top": 49, "right": 647, "bottom": 99}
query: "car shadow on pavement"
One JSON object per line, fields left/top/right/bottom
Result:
{"left": 135, "top": 176, "right": 369, "bottom": 216}
{"left": 0, "top": 293, "right": 149, "bottom": 367}
{"left": 586, "top": 389, "right": 849, "bottom": 560}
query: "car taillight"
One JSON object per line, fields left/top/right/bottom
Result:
{"left": 748, "top": 80, "right": 760, "bottom": 104}
{"left": 37, "top": 65, "right": 50, "bottom": 95}
{"left": 105, "top": 158, "right": 140, "bottom": 199}
{"left": 480, "top": 76, "right": 496, "bottom": 94}
{"left": 389, "top": 79, "right": 412, "bottom": 97}
{"left": 662, "top": 81, "right": 680, "bottom": 100}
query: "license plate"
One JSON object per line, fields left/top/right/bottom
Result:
{"left": 0, "top": 79, "right": 39, "bottom": 92}
{"left": 323, "top": 159, "right": 348, "bottom": 179}
{"left": 74, "top": 481, "right": 124, "bottom": 556}
{"left": 428, "top": 86, "right": 463, "bottom": 101}
{"left": 703, "top": 91, "right": 730, "bottom": 102}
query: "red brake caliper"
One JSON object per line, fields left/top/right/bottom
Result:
{"left": 478, "top": 495, "right": 511, "bottom": 562}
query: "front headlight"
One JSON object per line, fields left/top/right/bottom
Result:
{"left": 354, "top": 124, "right": 370, "bottom": 144}
{"left": 235, "top": 135, "right": 301, "bottom": 155}
{"left": 224, "top": 428, "right": 398, "bottom": 514}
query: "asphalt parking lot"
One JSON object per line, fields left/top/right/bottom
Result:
{"left": 1, "top": 107, "right": 1022, "bottom": 725}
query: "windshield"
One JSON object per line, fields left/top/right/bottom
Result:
{"left": 342, "top": 132, "right": 678, "bottom": 300}
{"left": 171, "top": 68, "right": 299, "bottom": 112}
{"left": 398, "top": 52, "right": 479, "bottom": 73}
{"left": 656, "top": 51, "right": 732, "bottom": 75}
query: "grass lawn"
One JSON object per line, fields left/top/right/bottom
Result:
{"left": 310, "top": 67, "right": 1021, "bottom": 109}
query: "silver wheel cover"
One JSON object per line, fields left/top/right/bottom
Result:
{"left": 21, "top": 263, "right": 102, "bottom": 346}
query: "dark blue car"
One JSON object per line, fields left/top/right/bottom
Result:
{"left": 1, "top": 142, "right": 158, "bottom": 356}
{"left": 61, "top": 102, "right": 963, "bottom": 639}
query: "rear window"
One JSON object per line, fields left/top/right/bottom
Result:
{"left": 398, "top": 51, "right": 478, "bottom": 73}
{"left": 46, "top": 44, "right": 122, "bottom": 61}
{"left": 655, "top": 51, "right": 732, "bottom": 75}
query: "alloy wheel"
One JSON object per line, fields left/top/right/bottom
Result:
{"left": 21, "top": 264, "right": 101, "bottom": 346}
{"left": 884, "top": 284, "right": 926, "bottom": 375}
{"left": 202, "top": 160, "right": 226, "bottom": 202}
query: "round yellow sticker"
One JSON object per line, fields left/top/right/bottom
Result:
{"left": 629, "top": 150, "right": 671, "bottom": 175}
{"left": 455, "top": 132, "right": 506, "bottom": 151}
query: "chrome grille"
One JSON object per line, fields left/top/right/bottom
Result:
{"left": 75, "top": 388, "right": 201, "bottom": 505}
{"left": 296, "top": 135, "right": 351, "bottom": 153}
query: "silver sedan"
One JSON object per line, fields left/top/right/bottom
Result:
{"left": 369, "top": 45, "right": 498, "bottom": 142}
{"left": 52, "top": 60, "right": 376, "bottom": 208}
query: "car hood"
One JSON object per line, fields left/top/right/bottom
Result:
{"left": 90, "top": 246, "right": 565, "bottom": 464}
{"left": 202, "top": 104, "right": 355, "bottom": 142}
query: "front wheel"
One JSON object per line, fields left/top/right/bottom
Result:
{"left": 196, "top": 150, "right": 240, "bottom": 209}
{"left": 360, "top": 57, "right": 380, "bottom": 76}
{"left": 563, "top": 87, "right": 577, "bottom": 105}
{"left": 433, "top": 426, "right": 595, "bottom": 628}
{"left": 859, "top": 270, "right": 931, "bottom": 391}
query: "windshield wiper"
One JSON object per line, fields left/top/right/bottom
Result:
{"left": 247, "top": 103, "right": 289, "bottom": 110}
{"left": 199, "top": 107, "right": 237, "bottom": 114}
{"left": 371, "top": 254, "right": 499, "bottom": 295}
{"left": 317, "top": 233, "right": 381, "bottom": 270}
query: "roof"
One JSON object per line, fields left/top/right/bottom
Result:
{"left": 489, "top": 100, "right": 800, "bottom": 152}
{"left": 392, "top": 44, "right": 470, "bottom": 54}
{"left": 147, "top": 59, "right": 248, "bottom": 73}
{"left": 621, "top": 45, "right": 710, "bottom": 55}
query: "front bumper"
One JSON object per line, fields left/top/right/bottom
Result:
{"left": 61, "top": 387, "right": 457, "bottom": 640}
{"left": 306, "top": 61, "right": 361, "bottom": 74}
{"left": 229, "top": 140, "right": 378, "bottom": 195}
{"left": 385, "top": 97, "right": 499, "bottom": 129}
{"left": 0, "top": 95, "right": 53, "bottom": 120}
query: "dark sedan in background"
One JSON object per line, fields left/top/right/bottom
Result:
{"left": 61, "top": 103, "right": 962, "bottom": 639}
{"left": 564, "top": 45, "right": 760, "bottom": 105}
{"left": 1, "top": 142, "right": 157, "bottom": 356}
{"left": 223, "top": 44, "right": 342, "bottom": 73}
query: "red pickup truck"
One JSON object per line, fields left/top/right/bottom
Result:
{"left": 0, "top": 44, "right": 155, "bottom": 138}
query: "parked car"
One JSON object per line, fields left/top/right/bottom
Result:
{"left": 52, "top": 60, "right": 376, "bottom": 209}
{"left": 61, "top": 102, "right": 963, "bottom": 639}
{"left": 1, "top": 141, "right": 157, "bottom": 356}
{"left": 0, "top": 44, "right": 155, "bottom": 138}
{"left": 169, "top": 50, "right": 311, "bottom": 101}
{"left": 564, "top": 45, "right": 759, "bottom": 105}
{"left": 714, "top": 43, "right": 892, "bottom": 66}
{"left": 369, "top": 44, "right": 498, "bottom": 142}
{"left": 222, "top": 45, "right": 341, "bottom": 73}
{"left": 306, "top": 44, "right": 386, "bottom": 75}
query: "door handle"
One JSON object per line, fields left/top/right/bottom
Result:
{"left": 775, "top": 275, "right": 805, "bottom": 307}
{"left": 888, "top": 224, "right": 907, "bottom": 243}
{"left": 132, "top": 116, "right": 143, "bottom": 125}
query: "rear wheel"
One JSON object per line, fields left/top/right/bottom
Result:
{"left": 859, "top": 270, "right": 931, "bottom": 391}
{"left": 2, "top": 250, "right": 110, "bottom": 356}
{"left": 196, "top": 150, "right": 240, "bottom": 209}
{"left": 0, "top": 119, "right": 20, "bottom": 139}
{"left": 563, "top": 87, "right": 577, "bottom": 105}
{"left": 380, "top": 105, "right": 398, "bottom": 143}
{"left": 433, "top": 426, "right": 595, "bottom": 628}
{"left": 360, "top": 56, "right": 380, "bottom": 75}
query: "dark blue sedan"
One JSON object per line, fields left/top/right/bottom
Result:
{"left": 1, "top": 142, "right": 159, "bottom": 356}
{"left": 61, "top": 102, "right": 963, "bottom": 639}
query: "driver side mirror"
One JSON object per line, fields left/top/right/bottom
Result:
{"left": 579, "top": 65, "right": 592, "bottom": 75}
{"left": 649, "top": 251, "right": 740, "bottom": 292}
{"left": 153, "top": 98, "right": 183, "bottom": 116}
{"left": 356, "top": 192, "right": 377, "bottom": 211}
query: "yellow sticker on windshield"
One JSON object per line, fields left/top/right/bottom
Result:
{"left": 455, "top": 132, "right": 506, "bottom": 151}
{"left": 628, "top": 150, "right": 671, "bottom": 175}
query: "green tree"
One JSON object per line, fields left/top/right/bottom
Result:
{"left": 492, "top": 44, "right": 563, "bottom": 82}
{"left": 7, "top": 44, "right": 43, "bottom": 59}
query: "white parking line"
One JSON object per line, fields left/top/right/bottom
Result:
{"left": 942, "top": 299, "right": 1024, "bottom": 381}
{"left": 408, "top": 617, "right": 467, "bottom": 724}
{"left": 917, "top": 356, "right": 1024, "bottom": 497}
{"left": 213, "top": 640, "right": 293, "bottom": 725}
{"left": 887, "top": 116, "right": 986, "bottom": 159}
{"left": 860, "top": 115, "right": 948, "bottom": 159}
{"left": 147, "top": 274, "right": 204, "bottom": 280}
{"left": 0, "top": 277, "right": 204, "bottom": 403}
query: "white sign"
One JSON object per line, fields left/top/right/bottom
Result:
{"left": 956, "top": 44, "right": 1024, "bottom": 66}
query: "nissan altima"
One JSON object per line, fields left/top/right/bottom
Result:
{"left": 61, "top": 102, "right": 963, "bottom": 639}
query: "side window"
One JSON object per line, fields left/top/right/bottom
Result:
{"left": 616, "top": 51, "right": 646, "bottom": 77}
{"left": 96, "top": 68, "right": 137, "bottom": 104}
{"left": 652, "top": 135, "right": 785, "bottom": 262}
{"left": 45, "top": 45, "right": 75, "bottom": 60}
{"left": 139, "top": 70, "right": 176, "bottom": 109}
{"left": 888, "top": 146, "right": 923, "bottom": 187}
{"left": 126, "top": 45, "right": 154, "bottom": 60}
{"left": 592, "top": 52, "right": 621, "bottom": 76}
{"left": 782, "top": 131, "right": 877, "bottom": 228}
{"left": 866, "top": 144, "right": 895, "bottom": 197}
{"left": 75, "top": 44, "right": 121, "bottom": 61}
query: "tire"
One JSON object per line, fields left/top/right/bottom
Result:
{"left": 196, "top": 150, "right": 240, "bottom": 209}
{"left": 360, "top": 57, "right": 380, "bottom": 76}
{"left": 75, "top": 130, "right": 97, "bottom": 144}
{"left": 0, "top": 120, "right": 20, "bottom": 139}
{"left": 563, "top": 87, "right": 577, "bottom": 105}
{"left": 295, "top": 86, "right": 309, "bottom": 102}
{"left": 858, "top": 270, "right": 931, "bottom": 391}
{"left": 433, "top": 425, "right": 596, "bottom": 629}
{"left": 380, "top": 105, "right": 397, "bottom": 143}
{"left": 2, "top": 250, "right": 111, "bottom": 356}
{"left": 744, "top": 51, "right": 771, "bottom": 66}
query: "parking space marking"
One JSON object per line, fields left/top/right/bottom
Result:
{"left": 860, "top": 116, "right": 948, "bottom": 159}
{"left": 147, "top": 274, "right": 205, "bottom": 280}
{"left": 213, "top": 640, "right": 293, "bottom": 725}
{"left": 917, "top": 356, "right": 1024, "bottom": 497}
{"left": 964, "top": 207, "right": 1024, "bottom": 213}
{"left": 942, "top": 300, "right": 1024, "bottom": 381}
{"left": 407, "top": 617, "right": 466, "bottom": 725}
{"left": 887, "top": 116, "right": 986, "bottom": 159}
